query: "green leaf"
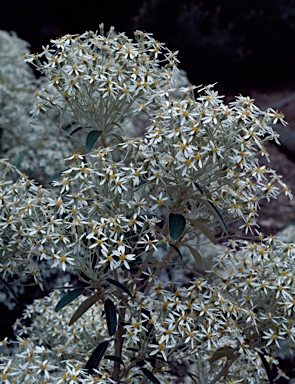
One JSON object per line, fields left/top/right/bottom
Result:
{"left": 86, "top": 130, "right": 102, "bottom": 153}
{"left": 106, "top": 278, "right": 133, "bottom": 298}
{"left": 85, "top": 340, "right": 110, "bottom": 374}
{"left": 104, "top": 355, "right": 124, "bottom": 366}
{"left": 136, "top": 360, "right": 146, "bottom": 367}
{"left": 141, "top": 368, "right": 160, "bottom": 384}
{"left": 46, "top": 169, "right": 68, "bottom": 185}
{"left": 127, "top": 347, "right": 139, "bottom": 352}
{"left": 70, "top": 126, "right": 83, "bottom": 136}
{"left": 55, "top": 287, "right": 85, "bottom": 312}
{"left": 194, "top": 182, "right": 204, "bottom": 195}
{"left": 189, "top": 219, "right": 217, "bottom": 245}
{"left": 169, "top": 243, "right": 183, "bottom": 260}
{"left": 186, "top": 245, "right": 204, "bottom": 270}
{"left": 257, "top": 351, "right": 274, "bottom": 384}
{"left": 104, "top": 298, "right": 117, "bottom": 336}
{"left": 69, "top": 294, "right": 99, "bottom": 325}
{"left": 202, "top": 200, "right": 228, "bottom": 234}
{"left": 208, "top": 347, "right": 236, "bottom": 363}
{"left": 208, "top": 201, "right": 228, "bottom": 234}
{"left": 168, "top": 213, "right": 186, "bottom": 240}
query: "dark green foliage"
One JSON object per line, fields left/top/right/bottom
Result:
{"left": 104, "top": 355, "right": 124, "bottom": 366}
{"left": 169, "top": 213, "right": 186, "bottom": 240}
{"left": 86, "top": 130, "right": 102, "bottom": 153}
{"left": 68, "top": 294, "right": 99, "bottom": 325}
{"left": 203, "top": 200, "right": 228, "bottom": 234}
{"left": 169, "top": 243, "right": 183, "bottom": 260}
{"left": 55, "top": 287, "right": 85, "bottom": 312}
{"left": 257, "top": 351, "right": 274, "bottom": 384}
{"left": 106, "top": 278, "right": 133, "bottom": 298}
{"left": 85, "top": 340, "right": 110, "bottom": 374}
{"left": 104, "top": 298, "right": 117, "bottom": 336}
{"left": 141, "top": 367, "right": 160, "bottom": 384}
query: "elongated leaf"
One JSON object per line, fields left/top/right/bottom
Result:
{"left": 86, "top": 130, "right": 102, "bottom": 153}
{"left": 104, "top": 355, "right": 124, "bottom": 366}
{"left": 202, "top": 200, "right": 228, "bottom": 234}
{"left": 70, "top": 126, "right": 83, "bottom": 136}
{"left": 141, "top": 368, "right": 160, "bottom": 384}
{"left": 187, "top": 245, "right": 204, "bottom": 270}
{"left": 62, "top": 121, "right": 78, "bottom": 133}
{"left": 208, "top": 347, "right": 236, "bottom": 363}
{"left": 169, "top": 243, "right": 183, "bottom": 260}
{"left": 257, "top": 351, "right": 274, "bottom": 384}
{"left": 55, "top": 287, "right": 85, "bottom": 312}
{"left": 69, "top": 294, "right": 99, "bottom": 325}
{"left": 104, "top": 298, "right": 117, "bottom": 336}
{"left": 169, "top": 213, "right": 186, "bottom": 240}
{"left": 136, "top": 360, "right": 146, "bottom": 367}
{"left": 106, "top": 278, "right": 133, "bottom": 298}
{"left": 208, "top": 201, "right": 228, "bottom": 233}
{"left": 46, "top": 169, "right": 68, "bottom": 185}
{"left": 194, "top": 182, "right": 204, "bottom": 195}
{"left": 189, "top": 219, "right": 217, "bottom": 245}
{"left": 85, "top": 340, "right": 110, "bottom": 374}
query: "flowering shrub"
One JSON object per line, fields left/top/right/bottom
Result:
{"left": 0, "top": 30, "right": 35, "bottom": 152}
{"left": 0, "top": 31, "right": 74, "bottom": 184}
{"left": 0, "top": 25, "right": 294, "bottom": 383}
{"left": 214, "top": 237, "right": 295, "bottom": 356}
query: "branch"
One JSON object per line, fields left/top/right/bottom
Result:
{"left": 112, "top": 269, "right": 127, "bottom": 382}
{"left": 208, "top": 353, "right": 240, "bottom": 384}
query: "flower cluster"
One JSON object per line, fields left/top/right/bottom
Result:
{"left": 214, "top": 237, "right": 295, "bottom": 354}
{"left": 144, "top": 85, "right": 291, "bottom": 236}
{"left": 2, "top": 252, "right": 294, "bottom": 383}
{"left": 24, "top": 24, "right": 179, "bottom": 147}
{"left": 0, "top": 278, "right": 256, "bottom": 383}
{"left": 0, "top": 158, "right": 72, "bottom": 309}
{"left": 0, "top": 290, "right": 115, "bottom": 384}
{"left": 0, "top": 160, "right": 45, "bottom": 288}
{"left": 0, "top": 26, "right": 294, "bottom": 384}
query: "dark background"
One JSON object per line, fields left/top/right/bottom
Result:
{"left": 1, "top": 0, "right": 295, "bottom": 93}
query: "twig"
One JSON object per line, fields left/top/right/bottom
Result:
{"left": 208, "top": 353, "right": 240, "bottom": 384}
